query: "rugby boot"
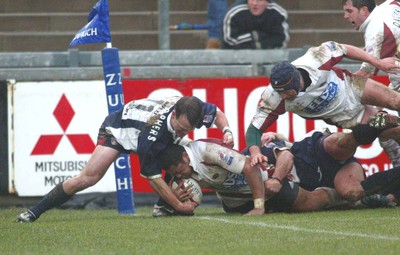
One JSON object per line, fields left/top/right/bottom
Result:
{"left": 16, "top": 210, "right": 37, "bottom": 223}
{"left": 152, "top": 204, "right": 194, "bottom": 217}
{"left": 359, "top": 194, "right": 397, "bottom": 208}
{"left": 368, "top": 111, "right": 400, "bottom": 130}
{"left": 152, "top": 204, "right": 174, "bottom": 217}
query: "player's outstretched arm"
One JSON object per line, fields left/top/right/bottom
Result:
{"left": 342, "top": 43, "right": 400, "bottom": 74}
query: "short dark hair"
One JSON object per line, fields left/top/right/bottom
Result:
{"left": 159, "top": 144, "right": 186, "bottom": 171}
{"left": 342, "top": 0, "right": 376, "bottom": 12}
{"left": 175, "top": 96, "right": 203, "bottom": 127}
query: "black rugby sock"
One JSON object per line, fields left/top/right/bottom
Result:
{"left": 351, "top": 124, "right": 383, "bottom": 145}
{"left": 29, "top": 182, "right": 72, "bottom": 219}
{"left": 361, "top": 166, "right": 400, "bottom": 196}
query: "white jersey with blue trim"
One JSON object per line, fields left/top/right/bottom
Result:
{"left": 251, "top": 41, "right": 365, "bottom": 129}
{"left": 184, "top": 141, "right": 267, "bottom": 194}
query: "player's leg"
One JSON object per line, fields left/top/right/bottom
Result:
{"left": 63, "top": 145, "right": 120, "bottom": 194}
{"left": 319, "top": 124, "right": 383, "bottom": 162}
{"left": 353, "top": 77, "right": 400, "bottom": 166}
{"left": 323, "top": 118, "right": 400, "bottom": 167}
{"left": 333, "top": 162, "right": 366, "bottom": 201}
{"left": 377, "top": 127, "right": 400, "bottom": 167}
{"left": 367, "top": 109, "right": 400, "bottom": 167}
{"left": 334, "top": 162, "right": 400, "bottom": 201}
{"left": 361, "top": 78, "right": 400, "bottom": 110}
{"left": 291, "top": 187, "right": 347, "bottom": 212}
{"left": 16, "top": 145, "right": 120, "bottom": 223}
{"left": 363, "top": 79, "right": 400, "bottom": 166}
{"left": 360, "top": 166, "right": 400, "bottom": 196}
{"left": 322, "top": 132, "right": 359, "bottom": 161}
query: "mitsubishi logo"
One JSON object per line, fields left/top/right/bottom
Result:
{"left": 31, "top": 94, "right": 96, "bottom": 155}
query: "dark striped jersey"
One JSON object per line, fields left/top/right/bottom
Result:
{"left": 103, "top": 96, "right": 217, "bottom": 179}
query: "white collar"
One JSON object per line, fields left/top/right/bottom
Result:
{"left": 167, "top": 113, "right": 176, "bottom": 136}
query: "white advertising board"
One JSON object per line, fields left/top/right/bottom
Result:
{"left": 11, "top": 81, "right": 116, "bottom": 196}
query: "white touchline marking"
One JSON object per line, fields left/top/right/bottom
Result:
{"left": 197, "top": 216, "right": 400, "bottom": 241}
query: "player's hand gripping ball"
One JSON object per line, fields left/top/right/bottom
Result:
{"left": 171, "top": 177, "right": 203, "bottom": 205}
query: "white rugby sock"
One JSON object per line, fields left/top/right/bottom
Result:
{"left": 379, "top": 139, "right": 400, "bottom": 167}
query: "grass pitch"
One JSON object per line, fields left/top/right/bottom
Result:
{"left": 1, "top": 207, "right": 400, "bottom": 255}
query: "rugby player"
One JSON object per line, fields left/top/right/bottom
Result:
{"left": 16, "top": 96, "right": 234, "bottom": 222}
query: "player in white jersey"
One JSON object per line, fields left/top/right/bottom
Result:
{"left": 159, "top": 140, "right": 267, "bottom": 215}
{"left": 158, "top": 139, "right": 348, "bottom": 215}
{"left": 246, "top": 41, "right": 400, "bottom": 167}
{"left": 342, "top": 0, "right": 400, "bottom": 165}
{"left": 342, "top": 0, "right": 400, "bottom": 80}
{"left": 16, "top": 96, "right": 234, "bottom": 222}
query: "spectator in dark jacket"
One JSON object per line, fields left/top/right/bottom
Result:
{"left": 223, "top": 0, "right": 289, "bottom": 49}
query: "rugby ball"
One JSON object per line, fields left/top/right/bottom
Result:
{"left": 171, "top": 177, "right": 203, "bottom": 205}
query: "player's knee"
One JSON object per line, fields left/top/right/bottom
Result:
{"left": 324, "top": 134, "right": 358, "bottom": 160}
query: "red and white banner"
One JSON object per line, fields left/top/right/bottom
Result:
{"left": 122, "top": 77, "right": 393, "bottom": 192}
{"left": 10, "top": 77, "right": 393, "bottom": 195}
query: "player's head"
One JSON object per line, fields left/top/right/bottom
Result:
{"left": 342, "top": 0, "right": 375, "bottom": 12}
{"left": 342, "top": 0, "right": 376, "bottom": 30}
{"left": 172, "top": 96, "right": 203, "bottom": 137}
{"left": 270, "top": 61, "right": 301, "bottom": 100}
{"left": 159, "top": 144, "right": 192, "bottom": 179}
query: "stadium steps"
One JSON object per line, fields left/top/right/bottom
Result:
{"left": 0, "top": 0, "right": 366, "bottom": 52}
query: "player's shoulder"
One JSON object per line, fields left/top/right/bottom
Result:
{"left": 192, "top": 139, "right": 238, "bottom": 159}
{"left": 260, "top": 86, "right": 282, "bottom": 105}
{"left": 192, "top": 139, "right": 221, "bottom": 152}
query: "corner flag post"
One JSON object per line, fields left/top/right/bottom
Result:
{"left": 69, "top": 0, "right": 135, "bottom": 214}
{"left": 101, "top": 45, "right": 135, "bottom": 214}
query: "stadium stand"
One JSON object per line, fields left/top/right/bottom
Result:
{"left": 0, "top": 0, "right": 372, "bottom": 52}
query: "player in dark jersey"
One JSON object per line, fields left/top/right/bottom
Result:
{"left": 244, "top": 130, "right": 400, "bottom": 211}
{"left": 16, "top": 96, "right": 234, "bottom": 222}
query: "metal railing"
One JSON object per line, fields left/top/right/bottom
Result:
{"left": 0, "top": 48, "right": 363, "bottom": 81}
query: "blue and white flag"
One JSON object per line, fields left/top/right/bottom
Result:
{"left": 69, "top": 0, "right": 111, "bottom": 47}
